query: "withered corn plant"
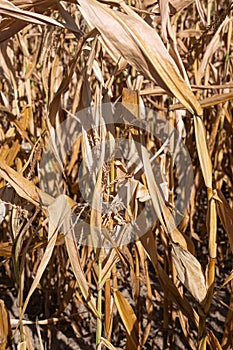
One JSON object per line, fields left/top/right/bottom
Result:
{"left": 0, "top": 0, "right": 233, "bottom": 349}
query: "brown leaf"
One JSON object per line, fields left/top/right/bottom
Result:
{"left": 221, "top": 269, "right": 233, "bottom": 287}
{"left": 197, "top": 17, "right": 230, "bottom": 84}
{"left": 141, "top": 143, "right": 187, "bottom": 247}
{"left": 0, "top": 299, "right": 12, "bottom": 350}
{"left": 170, "top": 91, "right": 233, "bottom": 111}
{"left": 0, "top": 0, "right": 81, "bottom": 42}
{"left": 20, "top": 195, "right": 71, "bottom": 321}
{"left": 0, "top": 242, "right": 12, "bottom": 258}
{"left": 99, "top": 337, "right": 120, "bottom": 350}
{"left": 0, "top": 161, "right": 53, "bottom": 207}
{"left": 78, "top": 0, "right": 202, "bottom": 116}
{"left": 170, "top": 0, "right": 194, "bottom": 12}
{"left": 193, "top": 116, "right": 212, "bottom": 189}
{"left": 63, "top": 195, "right": 99, "bottom": 318}
{"left": 207, "top": 328, "right": 223, "bottom": 350}
{"left": 215, "top": 189, "right": 233, "bottom": 253}
{"left": 0, "top": 0, "right": 65, "bottom": 27}
{"left": 140, "top": 231, "right": 198, "bottom": 327}
{"left": 171, "top": 243, "right": 207, "bottom": 303}
{"left": 114, "top": 290, "right": 140, "bottom": 350}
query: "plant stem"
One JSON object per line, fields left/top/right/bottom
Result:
{"left": 96, "top": 257, "right": 102, "bottom": 348}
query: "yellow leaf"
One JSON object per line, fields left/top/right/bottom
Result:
{"left": 194, "top": 116, "right": 212, "bottom": 189}
{"left": 114, "top": 290, "right": 140, "bottom": 350}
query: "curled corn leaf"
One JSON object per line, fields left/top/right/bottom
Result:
{"left": 171, "top": 243, "right": 207, "bottom": 303}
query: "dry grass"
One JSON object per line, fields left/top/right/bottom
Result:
{"left": 0, "top": 0, "right": 233, "bottom": 349}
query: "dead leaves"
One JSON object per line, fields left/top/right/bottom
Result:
{"left": 0, "top": 0, "right": 81, "bottom": 42}
{"left": 114, "top": 290, "right": 140, "bottom": 350}
{"left": 215, "top": 189, "right": 233, "bottom": 253}
{"left": 0, "top": 0, "right": 233, "bottom": 348}
{"left": 0, "top": 299, "right": 12, "bottom": 350}
{"left": 193, "top": 116, "right": 212, "bottom": 189}
{"left": 78, "top": 0, "right": 202, "bottom": 116}
{"left": 0, "top": 161, "right": 42, "bottom": 207}
{"left": 0, "top": 0, "right": 63, "bottom": 27}
{"left": 0, "top": 161, "right": 99, "bottom": 319}
{"left": 171, "top": 243, "right": 207, "bottom": 304}
{"left": 19, "top": 194, "right": 99, "bottom": 321}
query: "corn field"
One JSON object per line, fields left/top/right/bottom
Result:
{"left": 0, "top": 0, "right": 233, "bottom": 349}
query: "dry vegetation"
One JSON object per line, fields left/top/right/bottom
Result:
{"left": 0, "top": 0, "right": 233, "bottom": 349}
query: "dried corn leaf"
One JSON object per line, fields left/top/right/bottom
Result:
{"left": 104, "top": 277, "right": 112, "bottom": 340}
{"left": 0, "top": 161, "right": 43, "bottom": 207}
{"left": 195, "top": 0, "right": 207, "bottom": 25}
{"left": 99, "top": 337, "right": 120, "bottom": 350}
{"left": 193, "top": 116, "right": 212, "bottom": 189}
{"left": 140, "top": 231, "right": 198, "bottom": 327}
{"left": 0, "top": 0, "right": 65, "bottom": 27}
{"left": 171, "top": 243, "right": 207, "bottom": 303}
{"left": 200, "top": 92, "right": 233, "bottom": 108}
{"left": 207, "top": 328, "right": 223, "bottom": 350}
{"left": 135, "top": 242, "right": 153, "bottom": 345}
{"left": 20, "top": 195, "right": 71, "bottom": 321}
{"left": 141, "top": 143, "right": 187, "bottom": 247}
{"left": 170, "top": 0, "right": 194, "bottom": 12}
{"left": 215, "top": 189, "right": 233, "bottom": 253}
{"left": 177, "top": 310, "right": 196, "bottom": 350}
{"left": 221, "top": 270, "right": 233, "bottom": 288}
{"left": 0, "top": 242, "right": 12, "bottom": 258}
{"left": 63, "top": 202, "right": 99, "bottom": 318}
{"left": 198, "top": 335, "right": 207, "bottom": 350}
{"left": 100, "top": 250, "right": 118, "bottom": 289}
{"left": 16, "top": 191, "right": 98, "bottom": 320}
{"left": 159, "top": 263, "right": 199, "bottom": 326}
{"left": 197, "top": 17, "right": 230, "bottom": 84}
{"left": 159, "top": 0, "right": 172, "bottom": 42}
{"left": 78, "top": 0, "right": 202, "bottom": 116}
{"left": 114, "top": 290, "right": 140, "bottom": 350}
{"left": 0, "top": 299, "right": 12, "bottom": 350}
{"left": 170, "top": 91, "right": 233, "bottom": 111}
{"left": 0, "top": 0, "right": 82, "bottom": 43}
